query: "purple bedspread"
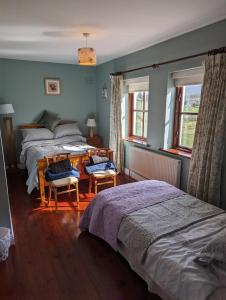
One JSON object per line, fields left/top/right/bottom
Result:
{"left": 79, "top": 180, "right": 185, "bottom": 250}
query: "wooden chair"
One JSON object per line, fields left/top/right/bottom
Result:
{"left": 87, "top": 148, "right": 116, "bottom": 194}
{"left": 45, "top": 154, "right": 80, "bottom": 210}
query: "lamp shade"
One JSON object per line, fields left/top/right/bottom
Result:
{"left": 0, "top": 104, "right": 15, "bottom": 115}
{"left": 86, "top": 118, "right": 96, "bottom": 127}
{"left": 78, "top": 47, "right": 96, "bottom": 66}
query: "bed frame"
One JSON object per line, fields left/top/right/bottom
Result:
{"left": 19, "top": 124, "right": 113, "bottom": 205}
{"left": 20, "top": 123, "right": 44, "bottom": 129}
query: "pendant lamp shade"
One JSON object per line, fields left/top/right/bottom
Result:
{"left": 78, "top": 47, "right": 96, "bottom": 66}
{"left": 78, "top": 33, "right": 96, "bottom": 66}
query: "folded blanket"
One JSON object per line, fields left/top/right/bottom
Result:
{"left": 48, "top": 159, "right": 72, "bottom": 174}
{"left": 119, "top": 194, "right": 223, "bottom": 262}
{"left": 85, "top": 161, "right": 116, "bottom": 175}
{"left": 90, "top": 155, "right": 109, "bottom": 165}
{"left": 45, "top": 167, "right": 80, "bottom": 181}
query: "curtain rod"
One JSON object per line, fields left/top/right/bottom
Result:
{"left": 110, "top": 46, "right": 226, "bottom": 76}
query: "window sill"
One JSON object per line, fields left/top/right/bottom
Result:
{"left": 123, "top": 137, "right": 148, "bottom": 146}
{"left": 160, "top": 148, "right": 192, "bottom": 159}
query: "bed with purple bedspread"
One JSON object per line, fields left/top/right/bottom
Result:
{"left": 79, "top": 180, "right": 226, "bottom": 300}
{"left": 79, "top": 180, "right": 184, "bottom": 250}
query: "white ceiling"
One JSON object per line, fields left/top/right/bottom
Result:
{"left": 0, "top": 0, "right": 226, "bottom": 65}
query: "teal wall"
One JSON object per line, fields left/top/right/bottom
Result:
{"left": 96, "top": 19, "right": 226, "bottom": 196}
{"left": 0, "top": 59, "right": 97, "bottom": 155}
{"left": 0, "top": 20, "right": 225, "bottom": 205}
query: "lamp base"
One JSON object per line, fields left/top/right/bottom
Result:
{"left": 89, "top": 127, "right": 94, "bottom": 138}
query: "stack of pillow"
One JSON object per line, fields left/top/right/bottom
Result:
{"left": 21, "top": 110, "right": 83, "bottom": 143}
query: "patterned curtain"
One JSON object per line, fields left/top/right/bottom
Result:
{"left": 187, "top": 53, "right": 226, "bottom": 206}
{"left": 109, "top": 75, "right": 124, "bottom": 173}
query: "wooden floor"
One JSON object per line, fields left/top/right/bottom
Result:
{"left": 0, "top": 170, "right": 161, "bottom": 300}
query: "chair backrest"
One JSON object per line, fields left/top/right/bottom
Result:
{"left": 45, "top": 153, "right": 70, "bottom": 167}
{"left": 44, "top": 153, "right": 84, "bottom": 171}
{"left": 87, "top": 148, "right": 113, "bottom": 160}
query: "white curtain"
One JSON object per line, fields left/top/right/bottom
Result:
{"left": 109, "top": 75, "right": 124, "bottom": 173}
{"left": 187, "top": 53, "right": 226, "bottom": 206}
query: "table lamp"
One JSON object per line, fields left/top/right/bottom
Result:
{"left": 86, "top": 118, "right": 96, "bottom": 138}
{"left": 0, "top": 104, "right": 15, "bottom": 167}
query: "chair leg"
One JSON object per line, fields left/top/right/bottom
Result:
{"left": 113, "top": 175, "right": 117, "bottom": 187}
{"left": 54, "top": 187, "right": 58, "bottom": 211}
{"left": 94, "top": 179, "right": 98, "bottom": 194}
{"left": 48, "top": 185, "right": 52, "bottom": 206}
{"left": 68, "top": 184, "right": 71, "bottom": 199}
{"left": 76, "top": 182, "right": 79, "bottom": 205}
{"left": 88, "top": 176, "right": 92, "bottom": 194}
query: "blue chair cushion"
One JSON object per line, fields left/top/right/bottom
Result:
{"left": 85, "top": 161, "right": 116, "bottom": 175}
{"left": 45, "top": 167, "right": 80, "bottom": 182}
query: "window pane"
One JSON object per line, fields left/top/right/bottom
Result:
{"left": 179, "top": 114, "right": 197, "bottom": 148}
{"left": 134, "top": 92, "right": 143, "bottom": 110}
{"left": 133, "top": 111, "right": 143, "bottom": 137}
{"left": 182, "top": 84, "right": 201, "bottom": 113}
{"left": 144, "top": 112, "right": 148, "bottom": 138}
{"left": 144, "top": 92, "right": 149, "bottom": 110}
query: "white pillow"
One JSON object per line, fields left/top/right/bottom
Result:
{"left": 21, "top": 128, "right": 54, "bottom": 143}
{"left": 54, "top": 123, "right": 82, "bottom": 139}
{"left": 54, "top": 135, "right": 87, "bottom": 143}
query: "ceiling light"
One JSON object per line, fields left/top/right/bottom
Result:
{"left": 78, "top": 33, "right": 96, "bottom": 66}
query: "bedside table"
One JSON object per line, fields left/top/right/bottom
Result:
{"left": 86, "top": 135, "right": 102, "bottom": 148}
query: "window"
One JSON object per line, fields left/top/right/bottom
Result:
{"left": 173, "top": 84, "right": 201, "bottom": 150}
{"left": 122, "top": 76, "right": 149, "bottom": 142}
{"left": 128, "top": 91, "right": 148, "bottom": 140}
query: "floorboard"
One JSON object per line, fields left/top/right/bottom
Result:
{"left": 0, "top": 170, "right": 161, "bottom": 300}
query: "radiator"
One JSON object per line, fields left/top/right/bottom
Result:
{"left": 128, "top": 147, "right": 181, "bottom": 187}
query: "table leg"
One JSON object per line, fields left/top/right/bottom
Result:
{"left": 38, "top": 168, "right": 46, "bottom": 206}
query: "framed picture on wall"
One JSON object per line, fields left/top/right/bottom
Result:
{"left": 44, "top": 78, "right": 61, "bottom": 95}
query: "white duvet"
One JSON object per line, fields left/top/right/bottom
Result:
{"left": 20, "top": 135, "right": 93, "bottom": 194}
{"left": 118, "top": 196, "right": 226, "bottom": 300}
{"left": 141, "top": 214, "right": 226, "bottom": 300}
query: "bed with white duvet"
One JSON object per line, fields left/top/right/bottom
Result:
{"left": 19, "top": 126, "right": 93, "bottom": 194}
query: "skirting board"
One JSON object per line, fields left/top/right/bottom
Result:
{"left": 124, "top": 168, "right": 147, "bottom": 181}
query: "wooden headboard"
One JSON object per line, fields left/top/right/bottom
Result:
{"left": 19, "top": 123, "right": 45, "bottom": 129}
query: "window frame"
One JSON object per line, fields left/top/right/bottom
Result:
{"left": 128, "top": 91, "right": 148, "bottom": 141}
{"left": 173, "top": 84, "right": 201, "bottom": 152}
{"left": 173, "top": 82, "right": 202, "bottom": 153}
